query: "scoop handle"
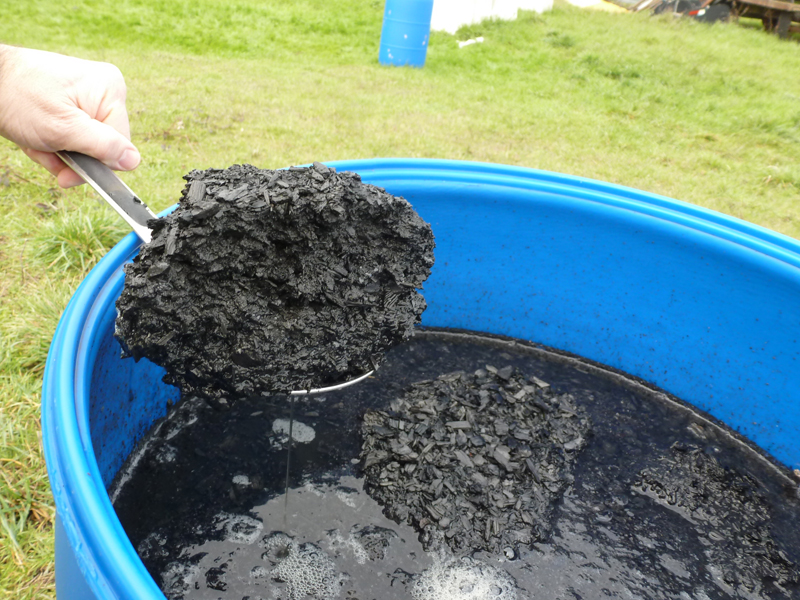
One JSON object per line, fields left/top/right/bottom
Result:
{"left": 56, "top": 151, "right": 156, "bottom": 244}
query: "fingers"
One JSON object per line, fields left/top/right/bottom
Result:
{"left": 63, "top": 113, "right": 141, "bottom": 172}
{"left": 96, "top": 94, "right": 132, "bottom": 142}
{"left": 71, "top": 62, "right": 136, "bottom": 168}
{"left": 23, "top": 147, "right": 100, "bottom": 188}
{"left": 28, "top": 56, "right": 140, "bottom": 173}
{"left": 56, "top": 167, "right": 87, "bottom": 189}
{"left": 22, "top": 147, "right": 64, "bottom": 178}
{"left": 1, "top": 48, "right": 141, "bottom": 188}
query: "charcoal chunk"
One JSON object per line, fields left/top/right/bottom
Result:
{"left": 360, "top": 366, "right": 592, "bottom": 555}
{"left": 633, "top": 443, "right": 800, "bottom": 591}
{"left": 115, "top": 164, "right": 435, "bottom": 405}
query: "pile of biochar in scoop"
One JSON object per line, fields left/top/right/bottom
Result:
{"left": 115, "top": 163, "right": 435, "bottom": 406}
{"left": 360, "top": 365, "right": 591, "bottom": 555}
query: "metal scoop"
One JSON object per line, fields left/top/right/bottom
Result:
{"left": 57, "top": 150, "right": 373, "bottom": 395}
{"left": 57, "top": 151, "right": 156, "bottom": 243}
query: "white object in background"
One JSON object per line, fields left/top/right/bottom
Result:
{"left": 493, "top": 0, "right": 524, "bottom": 19}
{"left": 517, "top": 0, "right": 555, "bottom": 10}
{"left": 458, "top": 36, "right": 485, "bottom": 48}
{"left": 431, "top": 0, "right": 553, "bottom": 34}
{"left": 430, "top": 0, "right": 459, "bottom": 35}
{"left": 563, "top": 0, "right": 602, "bottom": 6}
{"left": 472, "top": 0, "right": 497, "bottom": 23}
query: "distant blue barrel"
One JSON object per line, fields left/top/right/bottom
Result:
{"left": 379, "top": 0, "right": 434, "bottom": 67}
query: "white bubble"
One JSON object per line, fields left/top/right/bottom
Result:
{"left": 263, "top": 533, "right": 344, "bottom": 599}
{"left": 411, "top": 557, "right": 517, "bottom": 600}
{"left": 214, "top": 512, "right": 263, "bottom": 545}
{"left": 160, "top": 561, "right": 200, "bottom": 597}
{"left": 232, "top": 474, "right": 251, "bottom": 486}
{"left": 272, "top": 418, "right": 316, "bottom": 443}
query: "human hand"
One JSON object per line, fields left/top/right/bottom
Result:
{"left": 0, "top": 45, "right": 140, "bottom": 188}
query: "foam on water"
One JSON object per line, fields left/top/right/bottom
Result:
{"left": 215, "top": 512, "right": 263, "bottom": 545}
{"left": 154, "top": 444, "right": 177, "bottom": 464}
{"left": 326, "top": 528, "right": 370, "bottom": 565}
{"left": 262, "top": 533, "right": 344, "bottom": 599}
{"left": 411, "top": 557, "right": 517, "bottom": 600}
{"left": 334, "top": 486, "right": 358, "bottom": 509}
{"left": 250, "top": 565, "right": 269, "bottom": 579}
{"left": 160, "top": 562, "right": 201, "bottom": 598}
{"left": 137, "top": 532, "right": 169, "bottom": 560}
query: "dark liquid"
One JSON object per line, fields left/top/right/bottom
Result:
{"left": 110, "top": 329, "right": 800, "bottom": 599}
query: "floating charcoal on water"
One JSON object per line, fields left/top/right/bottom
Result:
{"left": 633, "top": 443, "right": 800, "bottom": 592}
{"left": 360, "top": 365, "right": 592, "bottom": 555}
{"left": 115, "top": 163, "right": 435, "bottom": 407}
{"left": 112, "top": 330, "right": 800, "bottom": 600}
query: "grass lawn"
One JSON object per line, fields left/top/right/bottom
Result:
{"left": 0, "top": 1, "right": 798, "bottom": 597}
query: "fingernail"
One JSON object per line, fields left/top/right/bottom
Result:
{"left": 119, "top": 148, "right": 141, "bottom": 171}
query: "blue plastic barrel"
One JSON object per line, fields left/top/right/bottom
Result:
{"left": 43, "top": 159, "right": 800, "bottom": 598}
{"left": 379, "top": 0, "right": 434, "bottom": 67}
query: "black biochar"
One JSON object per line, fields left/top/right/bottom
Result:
{"left": 111, "top": 330, "right": 800, "bottom": 600}
{"left": 360, "top": 366, "right": 592, "bottom": 554}
{"left": 634, "top": 443, "right": 800, "bottom": 592}
{"left": 115, "top": 163, "right": 435, "bottom": 406}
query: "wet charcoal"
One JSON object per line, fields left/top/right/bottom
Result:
{"left": 360, "top": 366, "right": 592, "bottom": 555}
{"left": 352, "top": 525, "right": 398, "bottom": 561}
{"left": 204, "top": 563, "right": 228, "bottom": 591}
{"left": 633, "top": 443, "right": 800, "bottom": 593}
{"left": 115, "top": 164, "right": 435, "bottom": 405}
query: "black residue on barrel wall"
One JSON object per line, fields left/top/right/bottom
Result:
{"left": 360, "top": 366, "right": 592, "bottom": 555}
{"left": 115, "top": 163, "right": 435, "bottom": 406}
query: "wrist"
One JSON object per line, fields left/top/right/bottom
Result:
{"left": 0, "top": 45, "right": 22, "bottom": 143}
{"left": 0, "top": 45, "right": 10, "bottom": 141}
{"left": 0, "top": 44, "right": 15, "bottom": 78}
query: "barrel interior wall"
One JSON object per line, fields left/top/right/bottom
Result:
{"left": 350, "top": 168, "right": 800, "bottom": 469}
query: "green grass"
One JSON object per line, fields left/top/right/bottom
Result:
{"left": 0, "top": 1, "right": 799, "bottom": 597}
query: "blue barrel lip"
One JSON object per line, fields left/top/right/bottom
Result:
{"left": 42, "top": 158, "right": 800, "bottom": 599}
{"left": 327, "top": 158, "right": 800, "bottom": 265}
{"left": 43, "top": 230, "right": 164, "bottom": 599}
{"left": 325, "top": 158, "right": 800, "bottom": 273}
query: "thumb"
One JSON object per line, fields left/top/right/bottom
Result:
{"left": 64, "top": 117, "right": 141, "bottom": 171}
